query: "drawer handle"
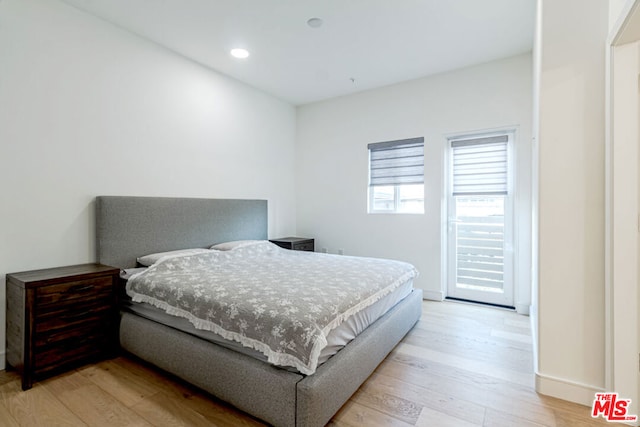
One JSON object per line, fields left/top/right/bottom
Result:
{"left": 61, "top": 310, "right": 93, "bottom": 321}
{"left": 68, "top": 284, "right": 94, "bottom": 293}
{"left": 43, "top": 334, "right": 99, "bottom": 346}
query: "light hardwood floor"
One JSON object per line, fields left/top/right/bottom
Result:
{"left": 0, "top": 300, "right": 611, "bottom": 426}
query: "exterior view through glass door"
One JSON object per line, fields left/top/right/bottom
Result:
{"left": 447, "top": 132, "right": 514, "bottom": 307}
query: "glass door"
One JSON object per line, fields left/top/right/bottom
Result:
{"left": 446, "top": 133, "right": 514, "bottom": 307}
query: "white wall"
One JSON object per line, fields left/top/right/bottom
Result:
{"left": 0, "top": 0, "right": 297, "bottom": 368}
{"left": 535, "top": 0, "right": 608, "bottom": 405}
{"left": 296, "top": 54, "right": 532, "bottom": 309}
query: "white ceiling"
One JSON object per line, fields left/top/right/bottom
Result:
{"left": 61, "top": 0, "right": 535, "bottom": 106}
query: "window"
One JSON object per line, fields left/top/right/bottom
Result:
{"left": 368, "top": 137, "right": 424, "bottom": 213}
{"left": 451, "top": 135, "right": 508, "bottom": 196}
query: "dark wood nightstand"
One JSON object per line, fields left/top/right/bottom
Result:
{"left": 6, "top": 263, "right": 120, "bottom": 390}
{"left": 269, "top": 237, "right": 315, "bottom": 252}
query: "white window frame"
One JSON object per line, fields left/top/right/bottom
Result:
{"left": 368, "top": 184, "right": 425, "bottom": 214}
{"left": 367, "top": 137, "right": 425, "bottom": 214}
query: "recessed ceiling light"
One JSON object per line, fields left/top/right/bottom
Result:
{"left": 230, "top": 48, "right": 250, "bottom": 59}
{"left": 307, "top": 17, "right": 323, "bottom": 28}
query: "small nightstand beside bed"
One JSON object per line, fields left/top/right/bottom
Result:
{"left": 6, "top": 264, "right": 120, "bottom": 390}
{"left": 96, "top": 196, "right": 422, "bottom": 427}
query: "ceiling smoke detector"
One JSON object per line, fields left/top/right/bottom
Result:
{"left": 307, "top": 17, "right": 323, "bottom": 28}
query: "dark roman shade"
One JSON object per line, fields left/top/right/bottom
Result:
{"left": 451, "top": 135, "right": 508, "bottom": 196}
{"left": 368, "top": 137, "right": 424, "bottom": 187}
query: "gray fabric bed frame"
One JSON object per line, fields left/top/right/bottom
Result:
{"left": 95, "top": 196, "right": 422, "bottom": 427}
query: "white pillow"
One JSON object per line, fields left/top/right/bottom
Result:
{"left": 136, "top": 248, "right": 209, "bottom": 266}
{"left": 210, "top": 240, "right": 264, "bottom": 251}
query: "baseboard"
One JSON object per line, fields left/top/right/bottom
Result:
{"left": 422, "top": 289, "right": 445, "bottom": 301}
{"left": 0, "top": 351, "right": 5, "bottom": 370}
{"left": 535, "top": 371, "right": 604, "bottom": 407}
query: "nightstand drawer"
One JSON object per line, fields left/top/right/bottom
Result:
{"left": 36, "top": 276, "right": 113, "bottom": 308}
{"left": 35, "top": 302, "right": 113, "bottom": 333}
{"left": 35, "top": 319, "right": 112, "bottom": 348}
{"left": 293, "top": 242, "right": 314, "bottom": 251}
{"left": 34, "top": 334, "right": 111, "bottom": 376}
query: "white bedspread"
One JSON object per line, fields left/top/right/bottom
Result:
{"left": 127, "top": 241, "right": 418, "bottom": 374}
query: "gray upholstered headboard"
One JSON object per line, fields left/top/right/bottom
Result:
{"left": 96, "top": 196, "right": 268, "bottom": 268}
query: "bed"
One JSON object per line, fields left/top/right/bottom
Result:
{"left": 95, "top": 196, "right": 422, "bottom": 427}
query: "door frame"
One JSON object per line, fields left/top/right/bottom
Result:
{"left": 444, "top": 128, "right": 517, "bottom": 308}
{"left": 605, "top": 0, "right": 640, "bottom": 410}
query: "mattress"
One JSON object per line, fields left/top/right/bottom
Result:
{"left": 124, "top": 241, "right": 418, "bottom": 374}
{"left": 122, "top": 279, "right": 413, "bottom": 373}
